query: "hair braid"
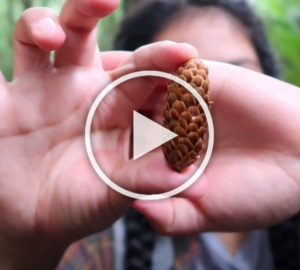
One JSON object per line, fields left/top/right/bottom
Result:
{"left": 124, "top": 208, "right": 155, "bottom": 270}
{"left": 268, "top": 214, "right": 300, "bottom": 270}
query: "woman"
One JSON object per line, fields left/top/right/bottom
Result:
{"left": 57, "top": 0, "right": 300, "bottom": 269}
{"left": 0, "top": 0, "right": 299, "bottom": 269}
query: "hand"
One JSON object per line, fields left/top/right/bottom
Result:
{"left": 134, "top": 62, "right": 300, "bottom": 235}
{"left": 0, "top": 0, "right": 198, "bottom": 269}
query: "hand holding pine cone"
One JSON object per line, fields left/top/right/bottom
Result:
{"left": 162, "top": 59, "right": 211, "bottom": 172}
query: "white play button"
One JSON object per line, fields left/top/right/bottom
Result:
{"left": 133, "top": 111, "right": 178, "bottom": 160}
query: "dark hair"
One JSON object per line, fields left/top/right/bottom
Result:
{"left": 115, "top": 0, "right": 280, "bottom": 77}
{"left": 124, "top": 208, "right": 155, "bottom": 270}
{"left": 120, "top": 1, "right": 280, "bottom": 269}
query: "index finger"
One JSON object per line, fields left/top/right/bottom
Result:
{"left": 55, "top": 0, "right": 119, "bottom": 67}
{"left": 101, "top": 51, "right": 131, "bottom": 71}
{"left": 97, "top": 41, "right": 198, "bottom": 129}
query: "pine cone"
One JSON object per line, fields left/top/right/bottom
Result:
{"left": 162, "top": 59, "right": 211, "bottom": 172}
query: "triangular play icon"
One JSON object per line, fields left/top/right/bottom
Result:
{"left": 133, "top": 111, "right": 178, "bottom": 160}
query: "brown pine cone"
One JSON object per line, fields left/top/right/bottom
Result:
{"left": 162, "top": 59, "right": 211, "bottom": 172}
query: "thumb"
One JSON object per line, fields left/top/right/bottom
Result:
{"left": 111, "top": 150, "right": 189, "bottom": 196}
{"left": 133, "top": 198, "right": 210, "bottom": 235}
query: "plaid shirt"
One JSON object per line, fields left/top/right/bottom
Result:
{"left": 57, "top": 215, "right": 300, "bottom": 270}
{"left": 57, "top": 229, "right": 201, "bottom": 270}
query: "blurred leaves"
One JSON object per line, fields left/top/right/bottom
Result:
{"left": 0, "top": 0, "right": 63, "bottom": 80}
{"left": 0, "top": 0, "right": 299, "bottom": 86}
{"left": 255, "top": 0, "right": 300, "bottom": 85}
{"left": 98, "top": 0, "right": 125, "bottom": 51}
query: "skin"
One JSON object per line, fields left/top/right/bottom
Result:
{"left": 0, "top": 1, "right": 199, "bottom": 269}
{"left": 134, "top": 4, "right": 300, "bottom": 236}
{"left": 0, "top": 1, "right": 299, "bottom": 269}
{"left": 155, "top": 7, "right": 262, "bottom": 72}
{"left": 154, "top": 6, "right": 262, "bottom": 255}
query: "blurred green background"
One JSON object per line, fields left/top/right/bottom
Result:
{"left": 0, "top": 0, "right": 299, "bottom": 85}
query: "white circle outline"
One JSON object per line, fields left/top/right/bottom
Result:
{"left": 85, "top": 71, "right": 214, "bottom": 200}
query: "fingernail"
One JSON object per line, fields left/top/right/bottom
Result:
{"left": 33, "top": 17, "right": 57, "bottom": 35}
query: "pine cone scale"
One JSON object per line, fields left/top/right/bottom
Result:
{"left": 162, "top": 59, "right": 211, "bottom": 172}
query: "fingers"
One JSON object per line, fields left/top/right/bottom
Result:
{"left": 55, "top": 0, "right": 120, "bottom": 67}
{"left": 98, "top": 41, "right": 198, "bottom": 129}
{"left": 133, "top": 41, "right": 198, "bottom": 72}
{"left": 101, "top": 51, "right": 131, "bottom": 71}
{"left": 123, "top": 41, "right": 198, "bottom": 108}
{"left": 133, "top": 198, "right": 210, "bottom": 235}
{"left": 110, "top": 150, "right": 191, "bottom": 196}
{"left": 110, "top": 41, "right": 198, "bottom": 79}
{"left": 112, "top": 41, "right": 198, "bottom": 107}
{"left": 13, "top": 8, "right": 66, "bottom": 78}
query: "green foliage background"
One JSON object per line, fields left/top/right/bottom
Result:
{"left": 255, "top": 0, "right": 300, "bottom": 85}
{"left": 0, "top": 0, "right": 299, "bottom": 85}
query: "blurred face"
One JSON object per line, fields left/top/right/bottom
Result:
{"left": 154, "top": 6, "right": 262, "bottom": 73}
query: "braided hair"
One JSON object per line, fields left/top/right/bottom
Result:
{"left": 117, "top": 1, "right": 291, "bottom": 270}
{"left": 124, "top": 208, "right": 155, "bottom": 270}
